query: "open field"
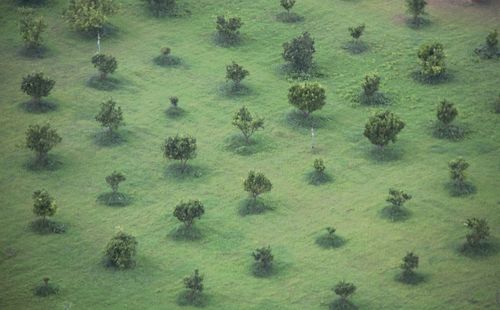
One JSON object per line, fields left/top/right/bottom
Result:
{"left": 0, "top": 0, "right": 499, "bottom": 309}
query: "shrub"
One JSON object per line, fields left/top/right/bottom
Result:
{"left": 436, "top": 99, "right": 457, "bottom": 125}
{"left": 25, "top": 123, "right": 62, "bottom": 165}
{"left": 170, "top": 96, "right": 178, "bottom": 107}
{"left": 400, "top": 252, "right": 419, "bottom": 281}
{"left": 143, "top": 0, "right": 176, "bottom": 17}
{"left": 333, "top": 281, "right": 356, "bottom": 306}
{"left": 216, "top": 15, "right": 242, "bottom": 45}
{"left": 280, "top": 0, "right": 295, "bottom": 12}
{"left": 183, "top": 269, "right": 203, "bottom": 303}
{"left": 92, "top": 53, "right": 117, "bottom": 80}
{"left": 464, "top": 218, "right": 490, "bottom": 248}
{"left": 348, "top": 24, "right": 365, "bottom": 41}
{"left": 386, "top": 189, "right": 412, "bottom": 214}
{"left": 21, "top": 72, "right": 55, "bottom": 105}
{"left": 105, "top": 171, "right": 126, "bottom": 193}
{"left": 282, "top": 32, "right": 315, "bottom": 73}
{"left": 63, "top": 0, "right": 119, "bottom": 34}
{"left": 288, "top": 82, "right": 326, "bottom": 117}
{"left": 313, "top": 158, "right": 325, "bottom": 174}
{"left": 406, "top": 0, "right": 427, "bottom": 26}
{"left": 19, "top": 8, "right": 47, "bottom": 50}
{"left": 363, "top": 111, "right": 405, "bottom": 149}
{"left": 232, "top": 106, "right": 264, "bottom": 144}
{"left": 244, "top": 171, "right": 272, "bottom": 201}
{"left": 309, "top": 158, "right": 330, "bottom": 185}
{"left": 448, "top": 157, "right": 473, "bottom": 195}
{"left": 33, "top": 278, "right": 59, "bottom": 297}
{"left": 252, "top": 246, "right": 273, "bottom": 274}
{"left": 173, "top": 200, "right": 205, "bottom": 229}
{"left": 104, "top": 230, "right": 137, "bottom": 269}
{"left": 226, "top": 61, "right": 249, "bottom": 89}
{"left": 475, "top": 29, "right": 499, "bottom": 59}
{"left": 417, "top": 43, "right": 446, "bottom": 80}
{"left": 95, "top": 99, "right": 123, "bottom": 134}
{"left": 163, "top": 134, "right": 197, "bottom": 172}
{"left": 32, "top": 190, "right": 57, "bottom": 222}
{"left": 362, "top": 74, "right": 380, "bottom": 98}
{"left": 155, "top": 47, "right": 181, "bottom": 66}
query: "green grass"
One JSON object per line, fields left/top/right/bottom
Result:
{"left": 1, "top": 0, "right": 499, "bottom": 309}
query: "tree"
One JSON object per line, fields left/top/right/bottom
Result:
{"left": 333, "top": 281, "right": 356, "bottom": 305}
{"left": 252, "top": 246, "right": 273, "bottom": 272}
{"left": 288, "top": 82, "right": 326, "bottom": 117}
{"left": 386, "top": 189, "right": 412, "bottom": 212}
{"left": 173, "top": 200, "right": 205, "bottom": 229}
{"left": 436, "top": 99, "right": 457, "bottom": 125}
{"left": 313, "top": 158, "right": 325, "bottom": 174}
{"left": 183, "top": 269, "right": 203, "bottom": 302}
{"left": 485, "top": 29, "right": 498, "bottom": 55}
{"left": 280, "top": 0, "right": 295, "bottom": 12}
{"left": 363, "top": 111, "right": 405, "bottom": 149}
{"left": 32, "top": 190, "right": 57, "bottom": 222}
{"left": 362, "top": 74, "right": 380, "bottom": 98}
{"left": 95, "top": 99, "right": 123, "bottom": 134}
{"left": 21, "top": 72, "right": 55, "bottom": 105}
{"left": 282, "top": 32, "right": 315, "bottom": 72}
{"left": 91, "top": 54, "right": 117, "bottom": 80}
{"left": 105, "top": 171, "right": 126, "bottom": 193}
{"left": 25, "top": 123, "right": 62, "bottom": 164}
{"left": 400, "top": 252, "right": 419, "bottom": 280}
{"left": 163, "top": 134, "right": 197, "bottom": 172}
{"left": 244, "top": 171, "right": 272, "bottom": 201}
{"left": 226, "top": 62, "right": 249, "bottom": 89}
{"left": 464, "top": 218, "right": 490, "bottom": 248}
{"left": 143, "top": 0, "right": 176, "bottom": 17}
{"left": 417, "top": 43, "right": 446, "bottom": 79}
{"left": 19, "top": 8, "right": 47, "bottom": 50}
{"left": 448, "top": 157, "right": 469, "bottom": 189}
{"left": 232, "top": 106, "right": 264, "bottom": 144}
{"left": 170, "top": 96, "right": 178, "bottom": 107}
{"left": 348, "top": 24, "right": 365, "bottom": 41}
{"left": 406, "top": 0, "right": 427, "bottom": 26}
{"left": 105, "top": 230, "right": 138, "bottom": 269}
{"left": 63, "top": 0, "right": 119, "bottom": 34}
{"left": 216, "top": 15, "right": 242, "bottom": 44}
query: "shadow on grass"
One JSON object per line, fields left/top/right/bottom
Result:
{"left": 224, "top": 134, "right": 268, "bottom": 156}
{"left": 18, "top": 46, "right": 49, "bottom": 59}
{"left": 165, "top": 163, "right": 205, "bottom": 180}
{"left": 380, "top": 206, "right": 411, "bottom": 222}
{"left": 458, "top": 242, "right": 498, "bottom": 258}
{"left": 94, "top": 131, "right": 125, "bottom": 147}
{"left": 342, "top": 41, "right": 369, "bottom": 54}
{"left": 153, "top": 55, "right": 183, "bottom": 67}
{"left": 357, "top": 92, "right": 390, "bottom": 106}
{"left": 97, "top": 192, "right": 132, "bottom": 207}
{"left": 277, "top": 63, "right": 325, "bottom": 81}
{"left": 307, "top": 171, "right": 333, "bottom": 186}
{"left": 432, "top": 122, "right": 468, "bottom": 141}
{"left": 405, "top": 17, "right": 431, "bottom": 30}
{"left": 366, "top": 146, "right": 404, "bottom": 162}
{"left": 165, "top": 106, "right": 186, "bottom": 118}
{"left": 276, "top": 12, "right": 304, "bottom": 23}
{"left": 218, "top": 83, "right": 252, "bottom": 97}
{"left": 20, "top": 100, "right": 58, "bottom": 113}
{"left": 329, "top": 299, "right": 358, "bottom": 310}
{"left": 411, "top": 70, "right": 452, "bottom": 85}
{"left": 445, "top": 181, "right": 476, "bottom": 197}
{"left": 25, "top": 155, "right": 63, "bottom": 172}
{"left": 285, "top": 110, "right": 330, "bottom": 130}
{"left": 315, "top": 234, "right": 346, "bottom": 249}
{"left": 238, "top": 198, "right": 273, "bottom": 216}
{"left": 169, "top": 226, "right": 202, "bottom": 241}
{"left": 87, "top": 75, "right": 122, "bottom": 91}
{"left": 394, "top": 272, "right": 427, "bottom": 285}
{"left": 176, "top": 291, "right": 209, "bottom": 307}
{"left": 213, "top": 33, "right": 243, "bottom": 48}
{"left": 30, "top": 218, "right": 66, "bottom": 234}
{"left": 33, "top": 281, "right": 59, "bottom": 297}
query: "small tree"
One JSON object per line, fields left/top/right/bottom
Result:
{"left": 244, "top": 171, "right": 272, "bottom": 201}
{"left": 406, "top": 0, "right": 427, "bottom": 26}
{"left": 170, "top": 96, "right": 178, "bottom": 108}
{"left": 163, "top": 134, "right": 197, "bottom": 172}
{"left": 313, "top": 158, "right": 325, "bottom": 174}
{"left": 333, "top": 281, "right": 356, "bottom": 305}
{"left": 91, "top": 53, "right": 117, "bottom": 80}
{"left": 288, "top": 82, "right": 326, "bottom": 117}
{"left": 386, "top": 189, "right": 412, "bottom": 213}
{"left": 63, "top": 0, "right": 119, "bottom": 34}
{"left": 32, "top": 190, "right": 57, "bottom": 223}
{"left": 105, "top": 230, "right": 137, "bottom": 269}
{"left": 436, "top": 99, "right": 458, "bottom": 125}
{"left": 173, "top": 200, "right": 205, "bottom": 229}
{"left": 216, "top": 15, "right": 242, "bottom": 44}
{"left": 400, "top": 252, "right": 419, "bottom": 280}
{"left": 361, "top": 74, "right": 380, "bottom": 98}
{"left": 348, "top": 24, "right": 365, "bottom": 41}
{"left": 448, "top": 157, "right": 469, "bottom": 189}
{"left": 183, "top": 269, "right": 203, "bottom": 302}
{"left": 25, "top": 123, "right": 62, "bottom": 164}
{"left": 282, "top": 32, "right": 315, "bottom": 72}
{"left": 105, "top": 171, "right": 126, "bottom": 193}
{"left": 21, "top": 72, "right": 55, "bottom": 105}
{"left": 485, "top": 29, "right": 498, "bottom": 55}
{"left": 144, "top": 0, "right": 176, "bottom": 17}
{"left": 19, "top": 8, "right": 47, "bottom": 50}
{"left": 464, "top": 218, "right": 490, "bottom": 248}
{"left": 363, "top": 111, "right": 405, "bottom": 149}
{"left": 252, "top": 246, "right": 273, "bottom": 273}
{"left": 95, "top": 99, "right": 123, "bottom": 134}
{"left": 33, "top": 277, "right": 59, "bottom": 297}
{"left": 226, "top": 62, "right": 249, "bottom": 89}
{"left": 417, "top": 43, "right": 446, "bottom": 79}
{"left": 280, "top": 0, "right": 295, "bottom": 13}
{"left": 232, "top": 106, "right": 264, "bottom": 144}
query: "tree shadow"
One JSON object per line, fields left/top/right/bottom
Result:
{"left": 342, "top": 41, "right": 369, "bottom": 54}
{"left": 432, "top": 122, "right": 468, "bottom": 141}
{"left": 218, "top": 83, "right": 252, "bottom": 97}
{"left": 87, "top": 75, "right": 122, "bottom": 91}
{"left": 165, "top": 163, "right": 205, "bottom": 180}
{"left": 458, "top": 241, "right": 498, "bottom": 258}
{"left": 224, "top": 134, "right": 269, "bottom": 156}
{"left": 276, "top": 12, "right": 304, "bottom": 23}
{"left": 329, "top": 299, "right": 358, "bottom": 310}
{"left": 306, "top": 171, "right": 333, "bottom": 186}
{"left": 165, "top": 106, "right": 186, "bottom": 118}
{"left": 25, "top": 155, "right": 63, "bottom": 172}
{"left": 405, "top": 17, "right": 431, "bottom": 30}
{"left": 153, "top": 55, "right": 183, "bottom": 67}
{"left": 97, "top": 192, "right": 132, "bottom": 207}
{"left": 20, "top": 100, "right": 58, "bottom": 113}
{"left": 411, "top": 70, "right": 452, "bottom": 85}
{"left": 168, "top": 225, "right": 202, "bottom": 241}
{"left": 285, "top": 110, "right": 330, "bottom": 130}
{"left": 315, "top": 234, "right": 346, "bottom": 249}
{"left": 380, "top": 206, "right": 411, "bottom": 222}
{"left": 277, "top": 63, "right": 325, "bottom": 81}
{"left": 445, "top": 181, "right": 476, "bottom": 197}
{"left": 29, "top": 218, "right": 66, "bottom": 234}
{"left": 93, "top": 131, "right": 125, "bottom": 147}
{"left": 17, "top": 46, "right": 49, "bottom": 58}
{"left": 357, "top": 92, "right": 390, "bottom": 106}
{"left": 394, "top": 272, "right": 427, "bottom": 285}
{"left": 213, "top": 33, "right": 243, "bottom": 48}
{"left": 366, "top": 146, "right": 404, "bottom": 162}
{"left": 238, "top": 198, "right": 273, "bottom": 216}
{"left": 176, "top": 291, "right": 209, "bottom": 307}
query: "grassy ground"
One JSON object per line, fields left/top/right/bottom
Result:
{"left": 0, "top": 0, "right": 499, "bottom": 309}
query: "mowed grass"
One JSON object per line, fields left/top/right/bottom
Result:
{"left": 0, "top": 0, "right": 499, "bottom": 309}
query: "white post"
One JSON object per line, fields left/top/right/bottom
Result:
{"left": 311, "top": 127, "right": 315, "bottom": 150}
{"left": 97, "top": 32, "right": 101, "bottom": 53}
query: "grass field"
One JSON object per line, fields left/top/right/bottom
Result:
{"left": 1, "top": 0, "right": 499, "bottom": 309}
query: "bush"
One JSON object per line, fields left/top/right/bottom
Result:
{"left": 19, "top": 8, "right": 47, "bottom": 50}
{"left": 386, "top": 189, "right": 412, "bottom": 219}
{"left": 32, "top": 190, "right": 57, "bottom": 222}
{"left": 216, "top": 15, "right": 242, "bottom": 45}
{"left": 173, "top": 200, "right": 205, "bottom": 229}
{"left": 436, "top": 99, "right": 457, "bottom": 125}
{"left": 464, "top": 218, "right": 490, "bottom": 248}
{"left": 33, "top": 278, "right": 59, "bottom": 297}
{"left": 475, "top": 29, "right": 498, "bottom": 59}
{"left": 170, "top": 96, "right": 178, "bottom": 107}
{"left": 21, "top": 72, "right": 55, "bottom": 105}
{"left": 244, "top": 171, "right": 272, "bottom": 201}
{"left": 226, "top": 61, "right": 249, "bottom": 90}
{"left": 280, "top": 0, "right": 295, "bottom": 12}
{"left": 282, "top": 32, "right": 315, "bottom": 73}
{"left": 92, "top": 53, "right": 117, "bottom": 80}
{"left": 143, "top": 0, "right": 176, "bottom": 17}
{"left": 63, "top": 0, "right": 119, "bottom": 34}
{"left": 333, "top": 281, "right": 356, "bottom": 307}
{"left": 348, "top": 24, "right": 365, "bottom": 41}
{"left": 359, "top": 74, "right": 388, "bottom": 105}
{"left": 232, "top": 106, "right": 264, "bottom": 144}
{"left": 316, "top": 227, "right": 345, "bottom": 249}
{"left": 400, "top": 252, "right": 419, "bottom": 283}
{"left": 105, "top": 171, "right": 126, "bottom": 193}
{"left": 95, "top": 99, "right": 123, "bottom": 134}
{"left": 252, "top": 246, "right": 273, "bottom": 275}
{"left": 25, "top": 123, "right": 62, "bottom": 165}
{"left": 104, "top": 230, "right": 137, "bottom": 269}
{"left": 363, "top": 111, "right": 405, "bottom": 149}
{"left": 288, "top": 82, "right": 326, "bottom": 117}
{"left": 313, "top": 158, "right": 325, "bottom": 174}
{"left": 309, "top": 158, "right": 330, "bottom": 185}
{"left": 163, "top": 134, "right": 197, "bottom": 172}
{"left": 155, "top": 47, "right": 181, "bottom": 66}
{"left": 183, "top": 269, "right": 203, "bottom": 303}
{"left": 448, "top": 157, "right": 474, "bottom": 195}
{"left": 417, "top": 43, "right": 446, "bottom": 80}
{"left": 406, "top": 0, "right": 427, "bottom": 26}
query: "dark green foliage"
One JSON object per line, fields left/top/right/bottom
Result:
{"left": 464, "top": 218, "right": 490, "bottom": 248}
{"left": 170, "top": 96, "right": 178, "bottom": 107}
{"left": 252, "top": 246, "right": 273, "bottom": 275}
{"left": 143, "top": 0, "right": 176, "bottom": 17}
{"left": 32, "top": 190, "right": 57, "bottom": 221}
{"left": 406, "top": 0, "right": 427, "bottom": 26}
{"left": 91, "top": 54, "right": 117, "bottom": 80}
{"left": 386, "top": 188, "right": 412, "bottom": 217}
{"left": 243, "top": 171, "right": 272, "bottom": 201}
{"left": 333, "top": 281, "right": 356, "bottom": 307}
{"left": 437, "top": 100, "right": 457, "bottom": 125}
{"left": 282, "top": 32, "right": 315, "bottom": 73}
{"left": 280, "top": 0, "right": 295, "bottom": 12}
{"left": 19, "top": 8, "right": 47, "bottom": 50}
{"left": 183, "top": 269, "right": 204, "bottom": 303}
{"left": 21, "top": 72, "right": 55, "bottom": 105}
{"left": 232, "top": 106, "right": 264, "bottom": 144}
{"left": 163, "top": 134, "right": 197, "bottom": 172}
{"left": 433, "top": 100, "right": 465, "bottom": 140}
{"left": 400, "top": 252, "right": 419, "bottom": 283}
{"left": 363, "top": 111, "right": 405, "bottom": 148}
{"left": 104, "top": 231, "right": 137, "bottom": 269}
{"left": 359, "top": 74, "right": 387, "bottom": 105}
{"left": 95, "top": 99, "right": 123, "bottom": 134}
{"left": 417, "top": 43, "right": 446, "bottom": 80}
{"left": 314, "top": 158, "right": 325, "bottom": 173}
{"left": 33, "top": 278, "right": 59, "bottom": 297}
{"left": 105, "top": 171, "right": 125, "bottom": 193}
{"left": 448, "top": 158, "right": 474, "bottom": 196}
{"left": 309, "top": 158, "right": 331, "bottom": 185}
{"left": 25, "top": 123, "right": 62, "bottom": 165}
{"left": 288, "top": 82, "right": 326, "bottom": 117}
{"left": 226, "top": 61, "right": 249, "bottom": 89}
{"left": 63, "top": 0, "right": 119, "bottom": 34}
{"left": 348, "top": 24, "right": 365, "bottom": 40}
{"left": 475, "top": 29, "right": 499, "bottom": 59}
{"left": 216, "top": 15, "right": 242, "bottom": 45}
{"left": 173, "top": 199, "right": 205, "bottom": 229}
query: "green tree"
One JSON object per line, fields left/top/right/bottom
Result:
{"left": 363, "top": 111, "right": 405, "bottom": 149}
{"left": 348, "top": 24, "right": 365, "bottom": 41}
{"left": 143, "top": 0, "right": 176, "bottom": 17}
{"left": 406, "top": 0, "right": 427, "bottom": 26}
{"left": 280, "top": 0, "right": 295, "bottom": 12}
{"left": 105, "top": 171, "right": 126, "bottom": 193}
{"left": 333, "top": 281, "right": 356, "bottom": 305}
{"left": 183, "top": 269, "right": 203, "bottom": 302}
{"left": 448, "top": 157, "right": 469, "bottom": 189}
{"left": 485, "top": 29, "right": 498, "bottom": 54}
{"left": 105, "top": 230, "right": 138, "bottom": 269}
{"left": 252, "top": 246, "right": 273, "bottom": 273}
{"left": 400, "top": 252, "right": 419, "bottom": 280}
{"left": 288, "top": 82, "right": 326, "bottom": 117}
{"left": 361, "top": 74, "right": 380, "bottom": 98}
{"left": 232, "top": 106, "right": 264, "bottom": 144}
{"left": 91, "top": 53, "right": 117, "bottom": 80}
{"left": 436, "top": 99, "right": 458, "bottom": 125}
{"left": 21, "top": 72, "right": 55, "bottom": 105}
{"left": 387, "top": 189, "right": 412, "bottom": 211}
{"left": 464, "top": 218, "right": 490, "bottom": 248}
{"left": 173, "top": 200, "right": 205, "bottom": 229}
{"left": 19, "top": 8, "right": 47, "bottom": 50}
{"left": 32, "top": 190, "right": 57, "bottom": 222}
{"left": 226, "top": 61, "right": 249, "bottom": 89}
{"left": 63, "top": 0, "right": 119, "bottom": 33}
{"left": 163, "top": 134, "right": 197, "bottom": 172}
{"left": 417, "top": 43, "right": 446, "bottom": 79}
{"left": 25, "top": 123, "right": 62, "bottom": 164}
{"left": 282, "top": 32, "right": 315, "bottom": 72}
{"left": 95, "top": 99, "right": 123, "bottom": 134}
{"left": 244, "top": 171, "right": 272, "bottom": 201}
{"left": 313, "top": 158, "right": 325, "bottom": 174}
{"left": 216, "top": 15, "right": 242, "bottom": 44}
